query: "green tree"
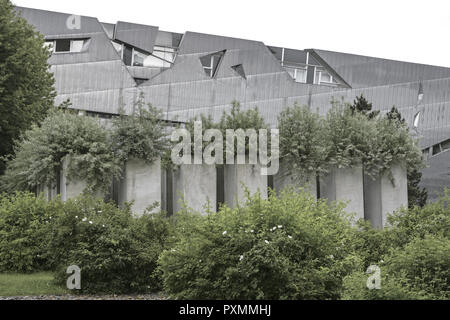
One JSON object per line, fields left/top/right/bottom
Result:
{"left": 0, "top": 0, "right": 55, "bottom": 174}
{"left": 350, "top": 94, "right": 379, "bottom": 119}
{"left": 385, "top": 106, "right": 405, "bottom": 124}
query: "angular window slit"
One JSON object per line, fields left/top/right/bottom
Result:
{"left": 231, "top": 64, "right": 246, "bottom": 79}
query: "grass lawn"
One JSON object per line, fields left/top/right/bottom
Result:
{"left": 0, "top": 272, "right": 68, "bottom": 297}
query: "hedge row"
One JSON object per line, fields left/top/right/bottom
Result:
{"left": 0, "top": 191, "right": 448, "bottom": 299}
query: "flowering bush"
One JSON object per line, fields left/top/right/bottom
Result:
{"left": 48, "top": 195, "right": 174, "bottom": 294}
{"left": 158, "top": 190, "right": 357, "bottom": 299}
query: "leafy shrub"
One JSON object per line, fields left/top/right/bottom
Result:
{"left": 219, "top": 101, "right": 268, "bottom": 132}
{"left": 368, "top": 116, "right": 423, "bottom": 182}
{"left": 278, "top": 103, "right": 329, "bottom": 178}
{"left": 184, "top": 101, "right": 269, "bottom": 162}
{"left": 325, "top": 101, "right": 376, "bottom": 170}
{"left": 346, "top": 193, "right": 450, "bottom": 300}
{"left": 387, "top": 192, "right": 450, "bottom": 247}
{"left": 343, "top": 235, "right": 450, "bottom": 300}
{"left": 219, "top": 101, "right": 268, "bottom": 159}
{"left": 324, "top": 99, "right": 423, "bottom": 182}
{"left": 49, "top": 196, "right": 174, "bottom": 294}
{"left": 0, "top": 192, "right": 60, "bottom": 272}
{"left": 111, "top": 93, "right": 170, "bottom": 165}
{"left": 1, "top": 109, "right": 120, "bottom": 193}
{"left": 184, "top": 113, "right": 220, "bottom": 160}
{"left": 352, "top": 220, "right": 395, "bottom": 269}
{"left": 158, "top": 190, "right": 357, "bottom": 299}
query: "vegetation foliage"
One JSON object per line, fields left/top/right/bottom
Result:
{"left": 0, "top": 0, "right": 55, "bottom": 175}
{"left": 158, "top": 190, "right": 356, "bottom": 299}
{"left": 1, "top": 96, "right": 171, "bottom": 193}
{"left": 0, "top": 109, "right": 120, "bottom": 193}
{"left": 278, "top": 98, "right": 423, "bottom": 186}
{"left": 111, "top": 94, "right": 170, "bottom": 165}
{"left": 0, "top": 188, "right": 448, "bottom": 298}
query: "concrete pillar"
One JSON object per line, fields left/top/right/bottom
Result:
{"left": 273, "top": 162, "right": 317, "bottom": 198}
{"left": 320, "top": 165, "right": 364, "bottom": 221}
{"left": 224, "top": 163, "right": 268, "bottom": 208}
{"left": 173, "top": 164, "right": 216, "bottom": 214}
{"left": 60, "top": 157, "right": 96, "bottom": 201}
{"left": 364, "top": 165, "right": 408, "bottom": 229}
{"left": 118, "top": 158, "right": 162, "bottom": 216}
{"left": 36, "top": 184, "right": 57, "bottom": 201}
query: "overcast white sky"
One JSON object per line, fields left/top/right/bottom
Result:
{"left": 12, "top": 0, "right": 450, "bottom": 67}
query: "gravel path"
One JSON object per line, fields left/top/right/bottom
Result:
{"left": 0, "top": 293, "right": 168, "bottom": 300}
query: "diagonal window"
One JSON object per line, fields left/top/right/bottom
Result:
{"left": 231, "top": 64, "right": 246, "bottom": 79}
{"left": 200, "top": 50, "right": 225, "bottom": 77}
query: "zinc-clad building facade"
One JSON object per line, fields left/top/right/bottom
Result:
{"left": 15, "top": 6, "right": 450, "bottom": 201}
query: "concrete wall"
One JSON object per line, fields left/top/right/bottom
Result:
{"left": 273, "top": 163, "right": 317, "bottom": 199}
{"left": 364, "top": 165, "right": 408, "bottom": 228}
{"left": 60, "top": 157, "right": 90, "bottom": 201}
{"left": 118, "top": 158, "right": 162, "bottom": 215}
{"left": 173, "top": 164, "right": 216, "bottom": 214}
{"left": 320, "top": 166, "right": 364, "bottom": 221}
{"left": 224, "top": 163, "right": 268, "bottom": 208}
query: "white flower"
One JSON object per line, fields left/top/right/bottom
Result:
{"left": 329, "top": 255, "right": 334, "bottom": 260}
{"left": 264, "top": 240, "right": 269, "bottom": 244}
{"left": 222, "top": 231, "right": 227, "bottom": 236}
{"left": 288, "top": 235, "right": 292, "bottom": 239}
{"left": 97, "top": 211, "right": 102, "bottom": 213}
{"left": 250, "top": 230, "right": 254, "bottom": 233}
{"left": 102, "top": 224, "right": 105, "bottom": 227}
{"left": 75, "top": 216, "right": 78, "bottom": 219}
{"left": 239, "top": 255, "right": 244, "bottom": 261}
{"left": 82, "top": 217, "right": 87, "bottom": 222}
{"left": 278, "top": 225, "right": 282, "bottom": 229}
{"left": 49, "top": 216, "right": 52, "bottom": 220}
{"left": 89, "top": 221, "right": 93, "bottom": 224}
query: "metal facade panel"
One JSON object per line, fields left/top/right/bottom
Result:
{"left": 51, "top": 60, "right": 135, "bottom": 94}
{"left": 15, "top": 6, "right": 102, "bottom": 36}
{"left": 214, "top": 48, "right": 284, "bottom": 78}
{"left": 313, "top": 49, "right": 450, "bottom": 88}
{"left": 155, "top": 30, "right": 183, "bottom": 48}
{"left": 114, "top": 21, "right": 159, "bottom": 53}
{"left": 178, "top": 32, "right": 266, "bottom": 55}
{"left": 101, "top": 22, "right": 115, "bottom": 39}
{"left": 127, "top": 66, "right": 163, "bottom": 81}
{"left": 144, "top": 54, "right": 210, "bottom": 85}
{"left": 15, "top": 6, "right": 450, "bottom": 158}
